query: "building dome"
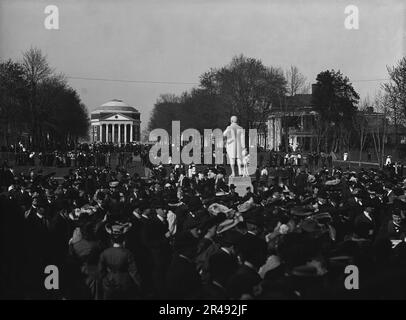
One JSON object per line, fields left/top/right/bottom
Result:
{"left": 92, "top": 99, "right": 139, "bottom": 113}
{"left": 90, "top": 99, "right": 142, "bottom": 144}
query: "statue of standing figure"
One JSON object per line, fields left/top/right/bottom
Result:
{"left": 223, "top": 116, "right": 246, "bottom": 177}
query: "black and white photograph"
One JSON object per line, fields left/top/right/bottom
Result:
{"left": 0, "top": 0, "right": 406, "bottom": 307}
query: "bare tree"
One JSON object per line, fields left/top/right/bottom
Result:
{"left": 301, "top": 82, "right": 311, "bottom": 94}
{"left": 370, "top": 92, "right": 389, "bottom": 168}
{"left": 382, "top": 58, "right": 406, "bottom": 154}
{"left": 22, "top": 47, "right": 53, "bottom": 84}
{"left": 285, "top": 65, "right": 307, "bottom": 96}
{"left": 352, "top": 97, "right": 371, "bottom": 166}
{"left": 0, "top": 60, "right": 27, "bottom": 146}
{"left": 21, "top": 47, "right": 53, "bottom": 149}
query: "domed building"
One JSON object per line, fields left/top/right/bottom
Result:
{"left": 90, "top": 99, "right": 141, "bottom": 144}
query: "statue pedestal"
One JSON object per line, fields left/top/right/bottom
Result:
{"left": 228, "top": 176, "right": 253, "bottom": 197}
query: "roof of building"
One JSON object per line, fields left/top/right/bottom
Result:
{"left": 270, "top": 94, "right": 315, "bottom": 115}
{"left": 92, "top": 99, "right": 140, "bottom": 113}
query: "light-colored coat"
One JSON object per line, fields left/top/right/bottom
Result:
{"left": 223, "top": 123, "right": 245, "bottom": 160}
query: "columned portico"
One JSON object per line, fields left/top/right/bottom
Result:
{"left": 90, "top": 99, "right": 141, "bottom": 144}
{"left": 124, "top": 124, "right": 127, "bottom": 144}
{"left": 118, "top": 123, "right": 121, "bottom": 143}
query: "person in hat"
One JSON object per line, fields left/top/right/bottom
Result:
{"left": 204, "top": 230, "right": 241, "bottom": 285}
{"left": 68, "top": 221, "right": 103, "bottom": 299}
{"left": 196, "top": 218, "right": 239, "bottom": 281}
{"left": 196, "top": 213, "right": 227, "bottom": 256}
{"left": 178, "top": 172, "right": 190, "bottom": 189}
{"left": 183, "top": 213, "right": 203, "bottom": 239}
{"left": 295, "top": 168, "right": 308, "bottom": 196}
{"left": 195, "top": 171, "right": 206, "bottom": 194}
{"left": 240, "top": 207, "right": 266, "bottom": 242}
{"left": 202, "top": 252, "right": 232, "bottom": 299}
{"left": 242, "top": 186, "right": 255, "bottom": 202}
{"left": 227, "top": 235, "right": 268, "bottom": 300}
{"left": 24, "top": 194, "right": 50, "bottom": 223}
{"left": 299, "top": 218, "right": 328, "bottom": 240}
{"left": 98, "top": 222, "right": 141, "bottom": 300}
{"left": 108, "top": 180, "right": 120, "bottom": 193}
{"left": 313, "top": 189, "right": 335, "bottom": 215}
{"left": 378, "top": 208, "right": 406, "bottom": 241}
{"left": 182, "top": 196, "right": 204, "bottom": 233}
{"left": 140, "top": 198, "right": 172, "bottom": 298}
{"left": 215, "top": 172, "right": 228, "bottom": 193}
{"left": 227, "top": 184, "right": 241, "bottom": 203}
{"left": 124, "top": 197, "right": 156, "bottom": 297}
{"left": 290, "top": 206, "right": 314, "bottom": 226}
{"left": 165, "top": 232, "right": 201, "bottom": 299}
{"left": 44, "top": 188, "right": 58, "bottom": 215}
{"left": 353, "top": 199, "right": 378, "bottom": 241}
{"left": 22, "top": 194, "right": 54, "bottom": 298}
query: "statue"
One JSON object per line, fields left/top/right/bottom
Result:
{"left": 242, "top": 148, "right": 250, "bottom": 177}
{"left": 223, "top": 116, "right": 245, "bottom": 177}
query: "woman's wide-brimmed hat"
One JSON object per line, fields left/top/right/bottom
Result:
{"left": 208, "top": 203, "right": 233, "bottom": 216}
{"left": 237, "top": 198, "right": 255, "bottom": 213}
{"left": 68, "top": 204, "right": 97, "bottom": 221}
{"left": 105, "top": 221, "right": 132, "bottom": 237}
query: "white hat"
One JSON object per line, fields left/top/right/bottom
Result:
{"left": 217, "top": 213, "right": 244, "bottom": 234}
{"left": 237, "top": 198, "right": 255, "bottom": 213}
{"left": 208, "top": 203, "right": 233, "bottom": 216}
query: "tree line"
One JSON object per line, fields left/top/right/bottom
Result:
{"left": 0, "top": 47, "right": 89, "bottom": 151}
{"left": 147, "top": 54, "right": 406, "bottom": 165}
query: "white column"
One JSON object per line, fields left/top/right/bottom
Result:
{"left": 98, "top": 124, "right": 101, "bottom": 142}
{"left": 105, "top": 124, "right": 108, "bottom": 143}
{"left": 112, "top": 124, "right": 115, "bottom": 143}
{"left": 124, "top": 124, "right": 127, "bottom": 144}
{"left": 118, "top": 123, "right": 121, "bottom": 144}
{"left": 130, "top": 124, "right": 133, "bottom": 142}
{"left": 114, "top": 124, "right": 118, "bottom": 142}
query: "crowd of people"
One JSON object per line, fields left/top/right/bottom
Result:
{"left": 1, "top": 143, "right": 152, "bottom": 169}
{"left": 1, "top": 149, "right": 406, "bottom": 300}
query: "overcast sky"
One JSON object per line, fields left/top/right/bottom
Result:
{"left": 0, "top": 0, "right": 404, "bottom": 130}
